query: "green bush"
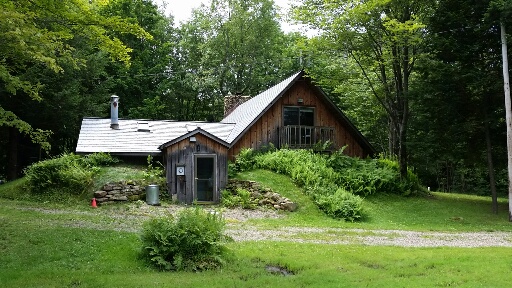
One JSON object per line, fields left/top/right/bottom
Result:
{"left": 328, "top": 151, "right": 421, "bottom": 196}
{"left": 240, "top": 148, "right": 423, "bottom": 221}
{"left": 315, "top": 188, "right": 364, "bottom": 222}
{"left": 221, "top": 188, "right": 257, "bottom": 209}
{"left": 81, "top": 152, "right": 119, "bottom": 167}
{"left": 140, "top": 208, "right": 230, "bottom": 271}
{"left": 233, "top": 148, "right": 259, "bottom": 172}
{"left": 142, "top": 155, "right": 166, "bottom": 187}
{"left": 24, "top": 153, "right": 119, "bottom": 195}
{"left": 24, "top": 153, "right": 94, "bottom": 195}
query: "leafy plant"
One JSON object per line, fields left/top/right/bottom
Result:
{"left": 221, "top": 188, "right": 257, "bottom": 209}
{"left": 23, "top": 153, "right": 121, "bottom": 195}
{"left": 315, "top": 188, "right": 364, "bottom": 222}
{"left": 143, "top": 155, "right": 165, "bottom": 186}
{"left": 81, "top": 152, "right": 119, "bottom": 167}
{"left": 24, "top": 153, "right": 94, "bottom": 195}
{"left": 140, "top": 208, "right": 230, "bottom": 271}
{"left": 233, "top": 148, "right": 258, "bottom": 172}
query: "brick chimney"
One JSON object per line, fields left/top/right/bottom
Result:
{"left": 110, "top": 95, "right": 119, "bottom": 129}
{"left": 224, "top": 94, "right": 250, "bottom": 117}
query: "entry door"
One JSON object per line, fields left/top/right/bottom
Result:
{"left": 194, "top": 155, "right": 216, "bottom": 202}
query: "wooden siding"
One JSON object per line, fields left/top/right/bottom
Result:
{"left": 228, "top": 80, "right": 366, "bottom": 158}
{"left": 165, "top": 133, "right": 228, "bottom": 204}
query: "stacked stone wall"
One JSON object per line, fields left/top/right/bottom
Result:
{"left": 225, "top": 179, "right": 297, "bottom": 212}
{"left": 94, "top": 181, "right": 145, "bottom": 204}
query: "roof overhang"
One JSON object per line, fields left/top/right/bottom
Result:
{"left": 159, "top": 127, "right": 230, "bottom": 150}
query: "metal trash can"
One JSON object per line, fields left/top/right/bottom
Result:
{"left": 146, "top": 184, "right": 160, "bottom": 205}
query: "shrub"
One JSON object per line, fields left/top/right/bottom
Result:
{"left": 221, "top": 188, "right": 257, "bottom": 209}
{"left": 81, "top": 152, "right": 119, "bottom": 167}
{"left": 233, "top": 148, "right": 258, "bottom": 172}
{"left": 328, "top": 151, "right": 422, "bottom": 196}
{"left": 140, "top": 208, "right": 230, "bottom": 271}
{"left": 315, "top": 188, "right": 364, "bottom": 222}
{"left": 24, "top": 152, "right": 119, "bottom": 195}
{"left": 24, "top": 153, "right": 94, "bottom": 195}
{"left": 142, "top": 155, "right": 166, "bottom": 188}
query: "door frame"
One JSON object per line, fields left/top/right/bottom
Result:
{"left": 193, "top": 154, "right": 217, "bottom": 203}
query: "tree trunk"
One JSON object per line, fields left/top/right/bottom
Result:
{"left": 500, "top": 22, "right": 512, "bottom": 221}
{"left": 485, "top": 115, "right": 498, "bottom": 214}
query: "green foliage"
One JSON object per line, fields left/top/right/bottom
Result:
{"left": 23, "top": 153, "right": 117, "bottom": 195}
{"left": 233, "top": 148, "right": 259, "bottom": 172}
{"left": 315, "top": 188, "right": 364, "bottom": 222}
{"left": 243, "top": 148, "right": 422, "bottom": 221}
{"left": 140, "top": 208, "right": 230, "bottom": 271}
{"left": 81, "top": 152, "right": 119, "bottom": 167}
{"left": 142, "top": 155, "right": 165, "bottom": 187}
{"left": 24, "top": 153, "right": 94, "bottom": 195}
{"left": 221, "top": 188, "right": 257, "bottom": 209}
{"left": 328, "top": 152, "right": 421, "bottom": 196}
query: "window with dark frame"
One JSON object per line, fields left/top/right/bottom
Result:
{"left": 283, "top": 106, "right": 315, "bottom": 147}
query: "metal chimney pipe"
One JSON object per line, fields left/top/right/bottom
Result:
{"left": 110, "top": 95, "right": 119, "bottom": 129}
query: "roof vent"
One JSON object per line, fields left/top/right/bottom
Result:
{"left": 137, "top": 122, "right": 150, "bottom": 132}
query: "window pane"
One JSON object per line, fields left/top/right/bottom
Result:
{"left": 300, "top": 108, "right": 314, "bottom": 126}
{"left": 284, "top": 107, "right": 299, "bottom": 126}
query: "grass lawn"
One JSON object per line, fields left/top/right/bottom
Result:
{"left": 236, "top": 170, "right": 512, "bottom": 232}
{"left": 1, "top": 168, "right": 512, "bottom": 287}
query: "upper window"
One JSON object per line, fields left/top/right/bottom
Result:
{"left": 283, "top": 107, "right": 314, "bottom": 126}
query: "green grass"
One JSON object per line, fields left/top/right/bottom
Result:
{"left": 1, "top": 204, "right": 512, "bottom": 288}
{"left": 1, "top": 168, "right": 512, "bottom": 287}
{"left": 235, "top": 170, "right": 512, "bottom": 232}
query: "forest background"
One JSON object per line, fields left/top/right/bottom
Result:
{"left": 1, "top": 0, "right": 511, "bottom": 199}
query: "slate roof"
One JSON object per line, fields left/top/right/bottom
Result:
{"left": 75, "top": 118, "right": 234, "bottom": 155}
{"left": 221, "top": 71, "right": 303, "bottom": 143}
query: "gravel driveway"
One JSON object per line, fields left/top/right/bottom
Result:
{"left": 16, "top": 203, "right": 512, "bottom": 248}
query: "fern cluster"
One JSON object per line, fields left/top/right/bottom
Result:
{"left": 232, "top": 148, "right": 422, "bottom": 221}
{"left": 140, "top": 208, "right": 230, "bottom": 271}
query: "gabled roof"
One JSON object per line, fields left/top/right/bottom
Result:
{"left": 76, "top": 70, "right": 374, "bottom": 156}
{"left": 76, "top": 118, "right": 234, "bottom": 155}
{"left": 221, "top": 70, "right": 375, "bottom": 155}
{"left": 221, "top": 71, "right": 303, "bottom": 144}
{"left": 159, "top": 127, "right": 230, "bottom": 149}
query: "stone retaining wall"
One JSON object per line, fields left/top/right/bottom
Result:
{"left": 94, "top": 181, "right": 145, "bottom": 205}
{"left": 225, "top": 179, "right": 298, "bottom": 212}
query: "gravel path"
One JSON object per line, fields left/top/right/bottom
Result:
{"left": 15, "top": 204, "right": 512, "bottom": 248}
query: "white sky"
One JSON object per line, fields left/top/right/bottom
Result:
{"left": 152, "top": 0, "right": 305, "bottom": 33}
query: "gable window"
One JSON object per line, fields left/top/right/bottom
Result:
{"left": 283, "top": 106, "right": 315, "bottom": 147}
{"left": 283, "top": 107, "right": 314, "bottom": 126}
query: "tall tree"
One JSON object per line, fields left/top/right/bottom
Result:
{"left": 0, "top": 0, "right": 150, "bottom": 179}
{"left": 101, "top": 0, "right": 176, "bottom": 119}
{"left": 488, "top": 0, "right": 512, "bottom": 220}
{"left": 176, "top": 0, "right": 295, "bottom": 121}
{"left": 293, "top": 0, "right": 433, "bottom": 177}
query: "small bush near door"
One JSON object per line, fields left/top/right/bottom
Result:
{"left": 140, "top": 208, "right": 231, "bottom": 271}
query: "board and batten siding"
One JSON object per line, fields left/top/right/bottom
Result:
{"left": 164, "top": 133, "right": 228, "bottom": 204}
{"left": 228, "top": 80, "right": 366, "bottom": 159}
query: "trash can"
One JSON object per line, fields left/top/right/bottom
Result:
{"left": 146, "top": 184, "right": 160, "bottom": 205}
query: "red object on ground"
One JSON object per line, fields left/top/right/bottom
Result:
{"left": 91, "top": 198, "right": 97, "bottom": 208}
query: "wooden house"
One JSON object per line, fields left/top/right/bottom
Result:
{"left": 76, "top": 71, "right": 374, "bottom": 204}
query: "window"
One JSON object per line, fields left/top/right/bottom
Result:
{"left": 282, "top": 107, "right": 315, "bottom": 147}
{"left": 283, "top": 107, "right": 314, "bottom": 126}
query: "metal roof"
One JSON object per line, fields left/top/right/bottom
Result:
{"left": 221, "top": 71, "right": 303, "bottom": 144}
{"left": 76, "top": 118, "right": 235, "bottom": 155}
{"left": 75, "top": 70, "right": 374, "bottom": 156}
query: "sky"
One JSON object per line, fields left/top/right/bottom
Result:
{"left": 151, "top": 0, "right": 305, "bottom": 34}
